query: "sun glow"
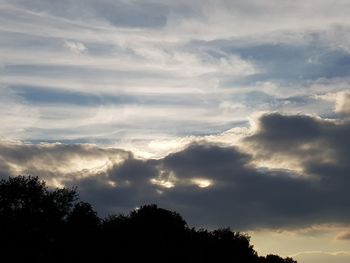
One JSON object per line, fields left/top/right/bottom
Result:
{"left": 191, "top": 178, "right": 213, "bottom": 188}
{"left": 150, "top": 178, "right": 175, "bottom": 188}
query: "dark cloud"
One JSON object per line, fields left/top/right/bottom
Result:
{"left": 69, "top": 138, "right": 350, "bottom": 229}
{"left": 0, "top": 143, "right": 128, "bottom": 163}
{"left": 67, "top": 157, "right": 161, "bottom": 215}
{"left": 152, "top": 144, "right": 315, "bottom": 228}
{"left": 246, "top": 112, "right": 350, "bottom": 169}
{"left": 0, "top": 142, "right": 130, "bottom": 181}
{"left": 76, "top": 114, "right": 350, "bottom": 229}
{"left": 1, "top": 112, "right": 350, "bottom": 230}
{"left": 242, "top": 113, "right": 350, "bottom": 224}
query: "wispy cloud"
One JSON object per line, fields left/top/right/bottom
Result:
{"left": 64, "top": 40, "right": 87, "bottom": 54}
{"left": 2, "top": 0, "right": 350, "bottom": 148}
{"left": 292, "top": 251, "right": 350, "bottom": 263}
{"left": 336, "top": 231, "right": 350, "bottom": 240}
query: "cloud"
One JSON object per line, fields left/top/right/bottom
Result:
{"left": 64, "top": 41, "right": 87, "bottom": 53}
{"left": 292, "top": 251, "right": 350, "bottom": 263}
{"left": 3, "top": 0, "right": 350, "bottom": 148}
{"left": 2, "top": 110, "right": 350, "bottom": 231}
{"left": 336, "top": 231, "right": 350, "bottom": 240}
{"left": 0, "top": 141, "right": 131, "bottom": 186}
{"left": 0, "top": 88, "right": 39, "bottom": 139}
{"left": 7, "top": 0, "right": 171, "bottom": 28}
{"left": 2, "top": 1, "right": 350, "bottom": 236}
{"left": 244, "top": 113, "right": 350, "bottom": 172}
{"left": 64, "top": 112, "right": 350, "bottom": 229}
{"left": 5, "top": 0, "right": 350, "bottom": 33}
{"left": 317, "top": 90, "right": 350, "bottom": 116}
{"left": 108, "top": 112, "right": 345, "bottom": 229}
{"left": 335, "top": 91, "right": 350, "bottom": 115}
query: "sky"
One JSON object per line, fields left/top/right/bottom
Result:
{"left": 1, "top": 1, "right": 350, "bottom": 262}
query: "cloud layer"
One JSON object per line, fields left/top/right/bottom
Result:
{"left": 2, "top": 0, "right": 350, "bottom": 154}
{"left": 1, "top": 111, "right": 349, "bottom": 231}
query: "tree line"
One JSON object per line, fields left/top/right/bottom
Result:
{"left": 0, "top": 176, "right": 296, "bottom": 263}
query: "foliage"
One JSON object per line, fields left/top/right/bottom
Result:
{"left": 0, "top": 176, "right": 296, "bottom": 263}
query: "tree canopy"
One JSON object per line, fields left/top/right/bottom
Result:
{"left": 0, "top": 176, "right": 296, "bottom": 263}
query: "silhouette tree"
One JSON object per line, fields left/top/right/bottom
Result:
{"left": 0, "top": 176, "right": 296, "bottom": 263}
{"left": 65, "top": 202, "right": 101, "bottom": 261}
{"left": 0, "top": 176, "right": 79, "bottom": 261}
{"left": 260, "top": 255, "right": 297, "bottom": 263}
{"left": 67, "top": 201, "right": 100, "bottom": 228}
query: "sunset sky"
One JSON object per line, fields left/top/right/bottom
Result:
{"left": 1, "top": 1, "right": 350, "bottom": 262}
